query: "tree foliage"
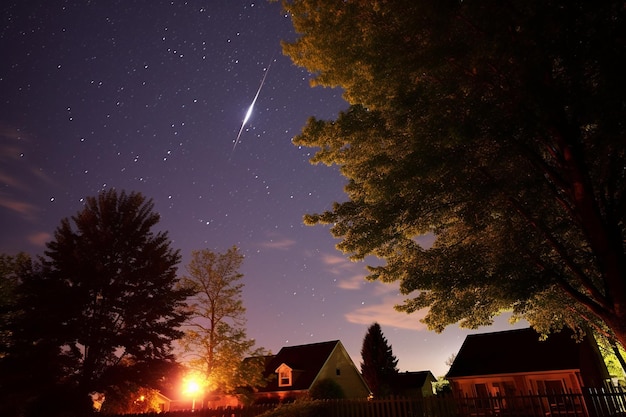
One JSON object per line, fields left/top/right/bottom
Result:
{"left": 0, "top": 253, "right": 57, "bottom": 417}
{"left": 595, "top": 335, "right": 626, "bottom": 382}
{"left": 0, "top": 190, "right": 190, "bottom": 416}
{"left": 283, "top": 0, "right": 626, "bottom": 346}
{"left": 360, "top": 323, "right": 398, "bottom": 398}
{"left": 99, "top": 384, "right": 168, "bottom": 414}
{"left": 0, "top": 252, "right": 31, "bottom": 357}
{"left": 179, "top": 247, "right": 267, "bottom": 399}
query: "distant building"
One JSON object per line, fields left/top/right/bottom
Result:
{"left": 153, "top": 391, "right": 172, "bottom": 412}
{"left": 390, "top": 371, "right": 437, "bottom": 398}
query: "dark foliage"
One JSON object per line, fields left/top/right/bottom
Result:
{"left": 0, "top": 190, "right": 191, "bottom": 416}
{"left": 309, "top": 378, "right": 345, "bottom": 400}
{"left": 360, "top": 323, "right": 398, "bottom": 397}
{"left": 285, "top": 0, "right": 626, "bottom": 346}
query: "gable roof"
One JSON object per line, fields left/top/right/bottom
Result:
{"left": 258, "top": 340, "right": 341, "bottom": 392}
{"left": 446, "top": 328, "right": 605, "bottom": 379}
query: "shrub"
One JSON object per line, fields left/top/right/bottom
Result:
{"left": 256, "top": 399, "right": 330, "bottom": 417}
{"left": 309, "top": 379, "right": 345, "bottom": 400}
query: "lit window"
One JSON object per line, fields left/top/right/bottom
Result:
{"left": 279, "top": 369, "right": 291, "bottom": 386}
{"left": 276, "top": 364, "right": 292, "bottom": 387}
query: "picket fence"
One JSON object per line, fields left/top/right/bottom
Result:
{"left": 118, "top": 387, "right": 626, "bottom": 417}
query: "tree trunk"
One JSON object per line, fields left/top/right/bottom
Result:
{"left": 610, "top": 339, "right": 626, "bottom": 377}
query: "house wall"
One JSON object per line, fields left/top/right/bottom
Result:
{"left": 204, "top": 393, "right": 241, "bottom": 409}
{"left": 254, "top": 389, "right": 308, "bottom": 403}
{"left": 154, "top": 392, "right": 171, "bottom": 412}
{"left": 421, "top": 374, "right": 437, "bottom": 397}
{"left": 395, "top": 374, "right": 437, "bottom": 399}
{"left": 314, "top": 343, "right": 371, "bottom": 398}
{"left": 450, "top": 370, "right": 584, "bottom": 397}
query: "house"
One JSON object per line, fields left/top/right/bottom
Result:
{"left": 446, "top": 327, "right": 610, "bottom": 398}
{"left": 152, "top": 391, "right": 172, "bottom": 412}
{"left": 391, "top": 371, "right": 437, "bottom": 398}
{"left": 254, "top": 340, "right": 371, "bottom": 402}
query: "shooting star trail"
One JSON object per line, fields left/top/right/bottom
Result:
{"left": 232, "top": 59, "right": 273, "bottom": 153}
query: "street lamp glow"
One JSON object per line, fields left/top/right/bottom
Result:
{"left": 183, "top": 374, "right": 203, "bottom": 411}
{"left": 185, "top": 380, "right": 200, "bottom": 395}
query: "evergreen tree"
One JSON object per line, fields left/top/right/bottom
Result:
{"left": 360, "top": 323, "right": 398, "bottom": 398}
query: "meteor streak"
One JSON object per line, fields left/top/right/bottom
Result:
{"left": 232, "top": 60, "right": 273, "bottom": 153}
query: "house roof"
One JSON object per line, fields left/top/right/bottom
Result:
{"left": 392, "top": 371, "right": 435, "bottom": 389}
{"left": 446, "top": 328, "right": 600, "bottom": 378}
{"left": 258, "top": 340, "right": 341, "bottom": 392}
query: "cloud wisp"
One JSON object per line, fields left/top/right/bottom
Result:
{"left": 345, "top": 295, "right": 428, "bottom": 331}
{"left": 0, "top": 194, "right": 41, "bottom": 222}
{"left": 27, "top": 232, "right": 52, "bottom": 247}
{"left": 319, "top": 251, "right": 429, "bottom": 331}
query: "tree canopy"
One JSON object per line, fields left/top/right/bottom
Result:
{"left": 360, "top": 322, "right": 398, "bottom": 398}
{"left": 179, "top": 247, "right": 267, "bottom": 402}
{"left": 283, "top": 0, "right": 626, "bottom": 346}
{"left": 0, "top": 253, "right": 31, "bottom": 357}
{"left": 0, "top": 190, "right": 191, "bottom": 416}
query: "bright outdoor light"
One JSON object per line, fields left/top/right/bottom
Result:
{"left": 185, "top": 379, "right": 200, "bottom": 395}
{"left": 182, "top": 373, "right": 203, "bottom": 411}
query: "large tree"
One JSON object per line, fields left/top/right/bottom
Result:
{"left": 0, "top": 253, "right": 61, "bottom": 417}
{"left": 0, "top": 253, "right": 31, "bottom": 357}
{"left": 360, "top": 323, "right": 398, "bottom": 398}
{"left": 2, "top": 190, "right": 191, "bottom": 415}
{"left": 179, "top": 247, "right": 266, "bottom": 403}
{"left": 282, "top": 1, "right": 626, "bottom": 346}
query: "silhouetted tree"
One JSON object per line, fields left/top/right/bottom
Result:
{"left": 0, "top": 254, "right": 68, "bottom": 417}
{"left": 284, "top": 0, "right": 626, "bottom": 347}
{"left": 360, "top": 323, "right": 398, "bottom": 397}
{"left": 0, "top": 190, "right": 191, "bottom": 416}
{"left": 0, "top": 252, "right": 31, "bottom": 356}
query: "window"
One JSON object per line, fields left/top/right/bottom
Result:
{"left": 474, "top": 383, "right": 489, "bottom": 397}
{"left": 536, "top": 379, "right": 565, "bottom": 395}
{"left": 279, "top": 369, "right": 291, "bottom": 386}
{"left": 336, "top": 368, "right": 341, "bottom": 376}
{"left": 492, "top": 381, "right": 517, "bottom": 396}
{"left": 544, "top": 380, "right": 564, "bottom": 394}
{"left": 276, "top": 364, "right": 292, "bottom": 387}
{"left": 536, "top": 379, "right": 567, "bottom": 409}
{"left": 491, "top": 381, "right": 517, "bottom": 409}
{"left": 474, "top": 383, "right": 490, "bottom": 410}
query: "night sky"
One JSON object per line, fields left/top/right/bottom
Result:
{"left": 0, "top": 0, "right": 527, "bottom": 378}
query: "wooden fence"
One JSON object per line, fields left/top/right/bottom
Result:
{"left": 115, "top": 386, "right": 626, "bottom": 417}
{"left": 321, "top": 389, "right": 626, "bottom": 417}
